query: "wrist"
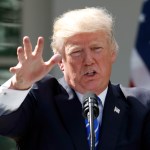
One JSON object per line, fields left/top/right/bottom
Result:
{"left": 10, "top": 75, "right": 32, "bottom": 90}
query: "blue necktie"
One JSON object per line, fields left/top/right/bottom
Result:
{"left": 85, "top": 98, "right": 102, "bottom": 149}
{"left": 85, "top": 118, "right": 100, "bottom": 149}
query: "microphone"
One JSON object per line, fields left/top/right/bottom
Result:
{"left": 82, "top": 92, "right": 99, "bottom": 119}
{"left": 82, "top": 92, "right": 99, "bottom": 150}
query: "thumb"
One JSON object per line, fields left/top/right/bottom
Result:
{"left": 45, "top": 53, "right": 62, "bottom": 70}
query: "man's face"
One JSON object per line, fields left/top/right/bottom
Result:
{"left": 59, "top": 31, "right": 117, "bottom": 95}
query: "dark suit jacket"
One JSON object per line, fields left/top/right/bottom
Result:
{"left": 0, "top": 75, "right": 150, "bottom": 150}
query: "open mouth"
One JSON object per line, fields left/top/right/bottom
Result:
{"left": 85, "top": 70, "right": 97, "bottom": 76}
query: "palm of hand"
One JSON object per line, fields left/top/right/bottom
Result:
{"left": 9, "top": 36, "right": 61, "bottom": 90}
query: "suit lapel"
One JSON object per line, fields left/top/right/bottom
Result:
{"left": 55, "top": 77, "right": 89, "bottom": 150}
{"left": 55, "top": 78, "right": 128, "bottom": 150}
{"left": 98, "top": 83, "right": 128, "bottom": 150}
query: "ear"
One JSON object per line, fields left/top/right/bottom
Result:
{"left": 111, "top": 50, "right": 117, "bottom": 63}
{"left": 58, "top": 59, "right": 64, "bottom": 71}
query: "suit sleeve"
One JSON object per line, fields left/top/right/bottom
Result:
{"left": 142, "top": 108, "right": 150, "bottom": 150}
{"left": 0, "top": 92, "right": 36, "bottom": 140}
{"left": 0, "top": 78, "right": 33, "bottom": 139}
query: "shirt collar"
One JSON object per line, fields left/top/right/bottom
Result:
{"left": 76, "top": 87, "right": 108, "bottom": 107}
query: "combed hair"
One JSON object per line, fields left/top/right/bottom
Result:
{"left": 51, "top": 7, "right": 119, "bottom": 53}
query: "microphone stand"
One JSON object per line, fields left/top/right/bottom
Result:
{"left": 82, "top": 92, "right": 99, "bottom": 150}
{"left": 88, "top": 97, "right": 95, "bottom": 150}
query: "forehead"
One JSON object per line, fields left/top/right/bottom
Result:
{"left": 65, "top": 31, "right": 109, "bottom": 45}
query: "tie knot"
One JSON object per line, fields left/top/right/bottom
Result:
{"left": 97, "top": 97, "right": 102, "bottom": 104}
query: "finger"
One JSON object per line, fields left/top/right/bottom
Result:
{"left": 23, "top": 36, "right": 32, "bottom": 58}
{"left": 45, "top": 54, "right": 62, "bottom": 70}
{"left": 9, "top": 67, "right": 16, "bottom": 74}
{"left": 33, "top": 37, "right": 44, "bottom": 56}
{"left": 17, "top": 46, "right": 26, "bottom": 63}
{"left": 9, "top": 63, "right": 22, "bottom": 74}
{"left": 10, "top": 66, "right": 18, "bottom": 74}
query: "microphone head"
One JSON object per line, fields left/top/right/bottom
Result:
{"left": 82, "top": 92, "right": 99, "bottom": 119}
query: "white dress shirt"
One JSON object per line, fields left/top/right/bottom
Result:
{"left": 0, "top": 77, "right": 30, "bottom": 115}
{"left": 76, "top": 88, "right": 108, "bottom": 125}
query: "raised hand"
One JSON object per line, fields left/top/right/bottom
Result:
{"left": 9, "top": 36, "right": 62, "bottom": 90}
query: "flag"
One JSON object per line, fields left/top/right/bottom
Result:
{"left": 129, "top": 0, "right": 150, "bottom": 89}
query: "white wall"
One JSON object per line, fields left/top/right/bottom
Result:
{"left": 22, "top": 0, "right": 53, "bottom": 60}
{"left": 23, "top": 0, "right": 143, "bottom": 86}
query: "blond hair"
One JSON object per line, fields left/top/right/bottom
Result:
{"left": 51, "top": 7, "right": 119, "bottom": 53}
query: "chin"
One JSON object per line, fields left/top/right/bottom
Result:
{"left": 83, "top": 85, "right": 98, "bottom": 93}
{"left": 83, "top": 80, "right": 101, "bottom": 91}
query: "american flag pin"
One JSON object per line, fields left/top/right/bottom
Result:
{"left": 114, "top": 106, "right": 120, "bottom": 114}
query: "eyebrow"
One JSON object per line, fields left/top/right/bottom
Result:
{"left": 65, "top": 44, "right": 82, "bottom": 54}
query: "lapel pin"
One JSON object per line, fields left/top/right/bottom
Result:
{"left": 114, "top": 106, "right": 120, "bottom": 114}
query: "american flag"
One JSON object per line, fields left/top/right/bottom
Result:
{"left": 129, "top": 0, "right": 150, "bottom": 88}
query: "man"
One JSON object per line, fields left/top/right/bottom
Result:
{"left": 0, "top": 7, "right": 150, "bottom": 150}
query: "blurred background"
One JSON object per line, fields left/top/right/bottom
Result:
{"left": 1, "top": 0, "right": 149, "bottom": 149}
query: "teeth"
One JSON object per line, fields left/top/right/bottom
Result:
{"left": 86, "top": 71, "right": 95, "bottom": 75}
{"left": 87, "top": 73, "right": 94, "bottom": 75}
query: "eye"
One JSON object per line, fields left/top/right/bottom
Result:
{"left": 91, "top": 47, "right": 102, "bottom": 52}
{"left": 70, "top": 49, "right": 82, "bottom": 56}
{"left": 70, "top": 49, "right": 83, "bottom": 57}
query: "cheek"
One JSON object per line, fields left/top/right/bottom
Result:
{"left": 64, "top": 59, "right": 79, "bottom": 74}
{"left": 68, "top": 56, "right": 82, "bottom": 68}
{"left": 97, "top": 57, "right": 112, "bottom": 74}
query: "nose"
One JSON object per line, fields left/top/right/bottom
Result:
{"left": 84, "top": 50, "right": 94, "bottom": 65}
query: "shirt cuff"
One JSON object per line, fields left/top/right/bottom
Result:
{"left": 0, "top": 77, "right": 30, "bottom": 115}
